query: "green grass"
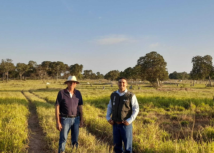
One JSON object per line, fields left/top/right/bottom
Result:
{"left": 1, "top": 79, "right": 214, "bottom": 152}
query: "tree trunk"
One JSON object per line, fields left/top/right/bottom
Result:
{"left": 2, "top": 73, "right": 4, "bottom": 82}
{"left": 57, "top": 72, "right": 58, "bottom": 81}
{"left": 5, "top": 72, "right": 8, "bottom": 82}
{"left": 157, "top": 78, "right": 160, "bottom": 87}
{"left": 19, "top": 74, "right": 22, "bottom": 80}
{"left": 209, "top": 76, "right": 212, "bottom": 86}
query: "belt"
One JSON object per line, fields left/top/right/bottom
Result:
{"left": 115, "top": 121, "right": 123, "bottom": 124}
{"left": 60, "top": 114, "right": 77, "bottom": 118}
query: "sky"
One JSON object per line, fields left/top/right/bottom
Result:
{"left": 0, "top": 0, "right": 214, "bottom": 75}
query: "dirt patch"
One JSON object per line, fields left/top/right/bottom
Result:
{"left": 22, "top": 92, "right": 51, "bottom": 153}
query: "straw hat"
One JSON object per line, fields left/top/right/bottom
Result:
{"left": 64, "top": 76, "right": 79, "bottom": 84}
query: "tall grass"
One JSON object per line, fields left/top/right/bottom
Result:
{"left": 0, "top": 92, "right": 29, "bottom": 153}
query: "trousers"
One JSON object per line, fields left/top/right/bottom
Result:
{"left": 58, "top": 116, "right": 80, "bottom": 153}
{"left": 113, "top": 123, "right": 133, "bottom": 153}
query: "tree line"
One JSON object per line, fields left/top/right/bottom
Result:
{"left": 0, "top": 51, "right": 214, "bottom": 87}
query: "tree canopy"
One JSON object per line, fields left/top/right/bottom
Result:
{"left": 190, "top": 55, "right": 213, "bottom": 80}
{"left": 137, "top": 51, "right": 168, "bottom": 86}
{"left": 104, "top": 70, "right": 120, "bottom": 81}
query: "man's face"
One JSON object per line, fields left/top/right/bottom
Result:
{"left": 118, "top": 79, "right": 127, "bottom": 91}
{"left": 67, "top": 81, "right": 77, "bottom": 88}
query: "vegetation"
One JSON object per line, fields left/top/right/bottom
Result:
{"left": 0, "top": 92, "right": 29, "bottom": 153}
{"left": 137, "top": 51, "right": 169, "bottom": 87}
{"left": 0, "top": 53, "right": 214, "bottom": 86}
{"left": 1, "top": 79, "right": 214, "bottom": 152}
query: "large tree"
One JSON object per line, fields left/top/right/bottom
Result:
{"left": 137, "top": 51, "right": 168, "bottom": 87}
{"left": 16, "top": 63, "right": 29, "bottom": 80}
{"left": 190, "top": 55, "right": 213, "bottom": 84}
{"left": 69, "top": 64, "right": 83, "bottom": 79}
{"left": 0, "top": 59, "right": 15, "bottom": 82}
{"left": 104, "top": 70, "right": 120, "bottom": 81}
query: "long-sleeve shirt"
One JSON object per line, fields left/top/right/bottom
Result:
{"left": 106, "top": 89, "right": 139, "bottom": 124}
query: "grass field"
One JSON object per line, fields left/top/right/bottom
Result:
{"left": 0, "top": 79, "right": 214, "bottom": 152}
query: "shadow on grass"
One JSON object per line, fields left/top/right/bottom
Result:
{"left": 0, "top": 98, "right": 28, "bottom": 106}
{"left": 83, "top": 96, "right": 214, "bottom": 111}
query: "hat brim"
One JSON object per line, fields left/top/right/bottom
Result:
{"left": 64, "top": 81, "right": 79, "bottom": 84}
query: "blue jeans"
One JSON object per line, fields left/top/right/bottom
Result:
{"left": 113, "top": 123, "right": 133, "bottom": 153}
{"left": 58, "top": 116, "right": 80, "bottom": 153}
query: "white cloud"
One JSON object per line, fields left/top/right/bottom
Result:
{"left": 95, "top": 35, "right": 135, "bottom": 45}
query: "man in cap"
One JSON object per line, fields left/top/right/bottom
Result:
{"left": 55, "top": 76, "right": 83, "bottom": 153}
{"left": 106, "top": 77, "right": 139, "bottom": 153}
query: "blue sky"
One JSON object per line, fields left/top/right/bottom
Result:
{"left": 0, "top": 0, "right": 214, "bottom": 75}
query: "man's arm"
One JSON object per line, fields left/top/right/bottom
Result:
{"left": 55, "top": 105, "right": 62, "bottom": 131}
{"left": 106, "top": 99, "right": 114, "bottom": 125}
{"left": 78, "top": 105, "right": 83, "bottom": 127}
{"left": 124, "top": 95, "right": 139, "bottom": 125}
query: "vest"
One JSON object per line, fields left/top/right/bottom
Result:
{"left": 110, "top": 91, "right": 133, "bottom": 122}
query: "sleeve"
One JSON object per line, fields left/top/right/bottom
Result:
{"left": 78, "top": 91, "right": 83, "bottom": 106}
{"left": 125, "top": 94, "right": 139, "bottom": 124}
{"left": 106, "top": 99, "right": 112, "bottom": 121}
{"left": 55, "top": 91, "right": 62, "bottom": 106}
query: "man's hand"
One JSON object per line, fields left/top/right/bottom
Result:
{"left": 122, "top": 120, "right": 129, "bottom": 126}
{"left": 56, "top": 122, "right": 62, "bottom": 131}
{"left": 108, "top": 119, "right": 114, "bottom": 125}
{"left": 79, "top": 120, "right": 84, "bottom": 128}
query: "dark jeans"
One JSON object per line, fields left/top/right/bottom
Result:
{"left": 113, "top": 123, "right": 133, "bottom": 153}
{"left": 58, "top": 116, "right": 80, "bottom": 153}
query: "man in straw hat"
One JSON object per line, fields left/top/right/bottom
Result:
{"left": 55, "top": 76, "right": 83, "bottom": 153}
{"left": 106, "top": 77, "right": 139, "bottom": 153}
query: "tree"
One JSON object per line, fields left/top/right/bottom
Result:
{"left": 137, "top": 51, "right": 168, "bottom": 87}
{"left": 132, "top": 65, "right": 141, "bottom": 81}
{"left": 16, "top": 63, "right": 29, "bottom": 80}
{"left": 26, "top": 60, "right": 37, "bottom": 79}
{"left": 49, "top": 61, "right": 67, "bottom": 80}
{"left": 120, "top": 67, "right": 133, "bottom": 80}
{"left": 83, "top": 70, "right": 93, "bottom": 79}
{"left": 41, "top": 61, "right": 51, "bottom": 79}
{"left": 190, "top": 55, "right": 213, "bottom": 85}
{"left": 0, "top": 59, "right": 15, "bottom": 82}
{"left": 169, "top": 71, "right": 189, "bottom": 80}
{"left": 36, "top": 64, "right": 46, "bottom": 82}
{"left": 69, "top": 64, "right": 83, "bottom": 79}
{"left": 104, "top": 70, "right": 120, "bottom": 81}
{"left": 96, "top": 72, "right": 104, "bottom": 79}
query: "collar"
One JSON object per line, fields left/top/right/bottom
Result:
{"left": 64, "top": 88, "right": 76, "bottom": 94}
{"left": 116, "top": 89, "right": 127, "bottom": 96}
